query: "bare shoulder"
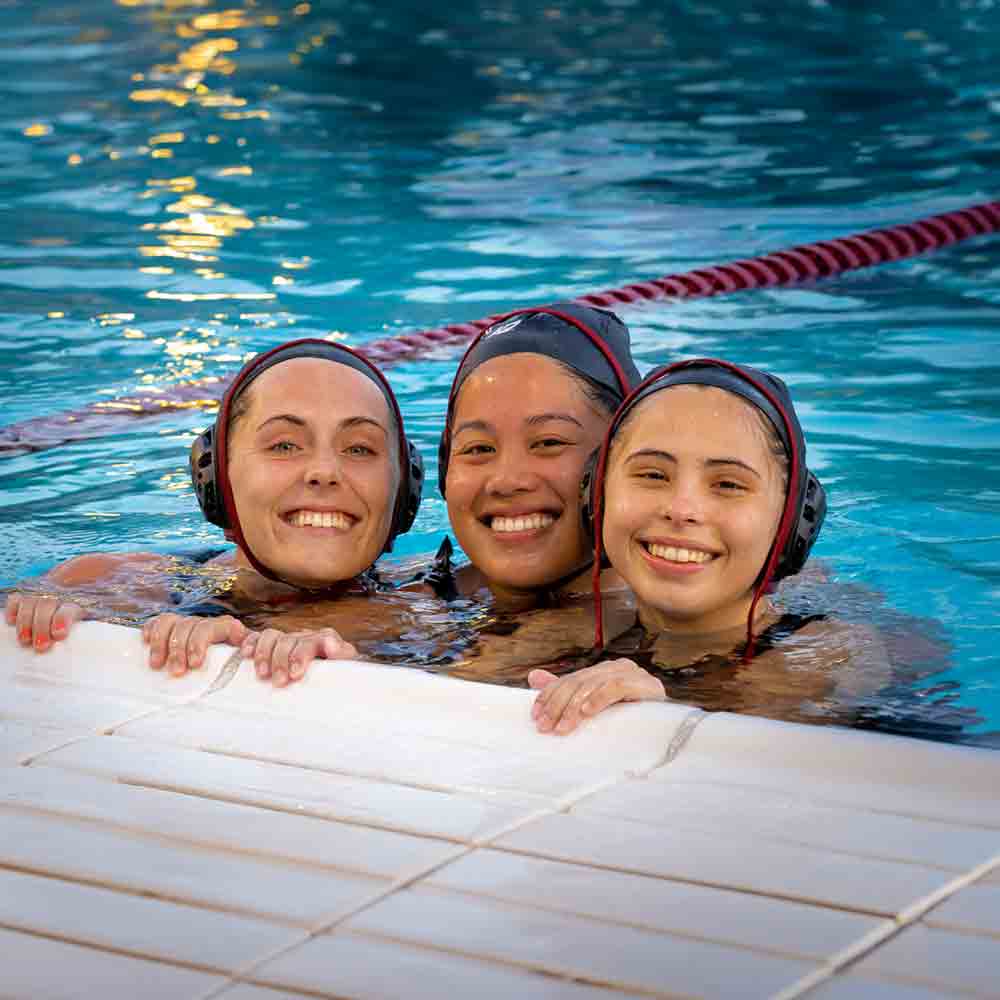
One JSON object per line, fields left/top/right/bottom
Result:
{"left": 766, "top": 615, "right": 892, "bottom": 697}
{"left": 47, "top": 551, "right": 176, "bottom": 586}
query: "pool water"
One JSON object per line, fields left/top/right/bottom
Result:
{"left": 1, "top": 1, "right": 998, "bottom": 743}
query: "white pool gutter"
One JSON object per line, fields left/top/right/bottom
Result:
{"left": 1, "top": 621, "right": 997, "bottom": 999}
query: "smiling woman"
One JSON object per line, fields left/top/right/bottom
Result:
{"left": 436, "top": 302, "right": 640, "bottom": 611}
{"left": 4, "top": 339, "right": 425, "bottom": 681}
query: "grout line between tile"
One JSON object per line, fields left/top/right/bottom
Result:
{"left": 769, "top": 852, "right": 1000, "bottom": 1000}
{"left": 0, "top": 917, "right": 232, "bottom": 979}
{"left": 193, "top": 843, "right": 477, "bottom": 1000}
{"left": 16, "top": 652, "right": 238, "bottom": 768}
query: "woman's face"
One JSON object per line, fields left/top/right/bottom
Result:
{"left": 226, "top": 358, "right": 399, "bottom": 588}
{"left": 445, "top": 353, "right": 610, "bottom": 600}
{"left": 602, "top": 385, "right": 786, "bottom": 633}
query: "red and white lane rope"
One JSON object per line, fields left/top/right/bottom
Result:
{"left": 2, "top": 199, "right": 997, "bottom": 454}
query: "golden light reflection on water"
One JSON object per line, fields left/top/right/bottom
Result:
{"left": 93, "top": 2, "right": 316, "bottom": 390}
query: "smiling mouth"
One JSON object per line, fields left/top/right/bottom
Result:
{"left": 285, "top": 509, "right": 355, "bottom": 530}
{"left": 488, "top": 512, "right": 556, "bottom": 534}
{"left": 642, "top": 542, "right": 715, "bottom": 564}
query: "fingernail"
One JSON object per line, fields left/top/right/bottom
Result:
{"left": 273, "top": 670, "right": 287, "bottom": 687}
{"left": 289, "top": 660, "right": 303, "bottom": 679}
{"left": 556, "top": 718, "right": 573, "bottom": 733}
{"left": 19, "top": 628, "right": 31, "bottom": 643}
{"left": 255, "top": 661, "right": 267, "bottom": 678}
{"left": 35, "top": 636, "right": 49, "bottom": 651}
{"left": 52, "top": 622, "right": 66, "bottom": 635}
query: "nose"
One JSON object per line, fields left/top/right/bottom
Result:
{"left": 661, "top": 477, "right": 703, "bottom": 524}
{"left": 485, "top": 448, "right": 540, "bottom": 497}
{"left": 304, "top": 447, "right": 341, "bottom": 488}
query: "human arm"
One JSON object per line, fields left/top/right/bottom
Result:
{"left": 3, "top": 552, "right": 176, "bottom": 651}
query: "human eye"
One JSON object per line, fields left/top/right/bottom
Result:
{"left": 715, "top": 477, "right": 749, "bottom": 494}
{"left": 267, "top": 439, "right": 300, "bottom": 455}
{"left": 456, "top": 441, "right": 495, "bottom": 457}
{"left": 345, "top": 442, "right": 377, "bottom": 457}
{"left": 631, "top": 466, "right": 667, "bottom": 482}
{"left": 532, "top": 435, "right": 571, "bottom": 452}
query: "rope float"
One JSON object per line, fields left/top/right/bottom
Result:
{"left": 1, "top": 199, "right": 997, "bottom": 455}
{"left": 357, "top": 199, "right": 999, "bottom": 364}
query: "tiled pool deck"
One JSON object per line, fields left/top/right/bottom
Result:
{"left": 1, "top": 622, "right": 997, "bottom": 999}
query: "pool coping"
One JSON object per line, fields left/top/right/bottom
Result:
{"left": 1, "top": 620, "right": 997, "bottom": 999}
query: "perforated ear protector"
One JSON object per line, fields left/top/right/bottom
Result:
{"left": 437, "top": 304, "right": 637, "bottom": 498}
{"left": 588, "top": 359, "right": 826, "bottom": 651}
{"left": 189, "top": 339, "right": 424, "bottom": 576}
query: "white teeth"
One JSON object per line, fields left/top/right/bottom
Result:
{"left": 646, "top": 543, "right": 712, "bottom": 564}
{"left": 491, "top": 513, "right": 555, "bottom": 533}
{"left": 291, "top": 510, "right": 351, "bottom": 529}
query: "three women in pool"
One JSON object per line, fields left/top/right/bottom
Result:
{"left": 5, "top": 338, "right": 424, "bottom": 677}
{"left": 529, "top": 359, "right": 890, "bottom": 734}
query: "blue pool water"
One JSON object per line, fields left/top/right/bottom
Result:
{"left": 1, "top": 1, "right": 998, "bottom": 742}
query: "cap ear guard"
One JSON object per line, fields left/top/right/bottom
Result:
{"left": 189, "top": 426, "right": 228, "bottom": 529}
{"left": 388, "top": 439, "right": 424, "bottom": 547}
{"left": 774, "top": 471, "right": 826, "bottom": 580}
{"left": 578, "top": 447, "right": 600, "bottom": 544}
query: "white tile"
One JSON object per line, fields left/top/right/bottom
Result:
{"left": 808, "top": 974, "right": 970, "bottom": 998}
{"left": 925, "top": 883, "right": 1000, "bottom": 938}
{"left": 574, "top": 778, "right": 999, "bottom": 871}
{"left": 493, "top": 812, "right": 949, "bottom": 915}
{"left": 850, "top": 923, "right": 1000, "bottom": 996}
{"left": 0, "top": 925, "right": 223, "bottom": 999}
{"left": 664, "top": 713, "right": 1000, "bottom": 828}
{"left": 0, "top": 867, "right": 300, "bottom": 972}
{"left": 255, "top": 927, "right": 651, "bottom": 999}
{"left": 1, "top": 620, "right": 231, "bottom": 702}
{"left": 38, "top": 732, "right": 543, "bottom": 843}
{"left": 2, "top": 764, "right": 458, "bottom": 878}
{"left": 118, "top": 699, "right": 623, "bottom": 803}
{"left": 426, "top": 848, "right": 883, "bottom": 960}
{"left": 343, "top": 885, "right": 814, "bottom": 997}
{"left": 0, "top": 718, "right": 87, "bottom": 763}
{"left": 0, "top": 808, "right": 389, "bottom": 925}
{"left": 0, "top": 674, "right": 161, "bottom": 731}
{"left": 197, "top": 657, "right": 691, "bottom": 798}
{"left": 214, "top": 988, "right": 319, "bottom": 1000}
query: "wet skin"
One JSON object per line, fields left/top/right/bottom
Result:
{"left": 444, "top": 353, "right": 610, "bottom": 607}
{"left": 226, "top": 357, "right": 400, "bottom": 590}
{"left": 601, "top": 384, "right": 785, "bottom": 634}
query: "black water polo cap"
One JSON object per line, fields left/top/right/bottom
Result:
{"left": 438, "top": 302, "right": 641, "bottom": 496}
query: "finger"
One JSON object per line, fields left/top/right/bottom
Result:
{"left": 185, "top": 619, "right": 221, "bottom": 671}
{"left": 222, "top": 615, "right": 248, "bottom": 647}
{"left": 535, "top": 676, "right": 589, "bottom": 733}
{"left": 554, "top": 680, "right": 607, "bottom": 734}
{"left": 50, "top": 602, "right": 84, "bottom": 641}
{"left": 253, "top": 629, "right": 281, "bottom": 680}
{"left": 270, "top": 634, "right": 301, "bottom": 687}
{"left": 288, "top": 637, "right": 317, "bottom": 682}
{"left": 4, "top": 593, "right": 21, "bottom": 625}
{"left": 528, "top": 668, "right": 559, "bottom": 691}
{"left": 168, "top": 617, "right": 200, "bottom": 676}
{"left": 146, "top": 614, "right": 180, "bottom": 670}
{"left": 28, "top": 597, "right": 61, "bottom": 651}
{"left": 240, "top": 630, "right": 259, "bottom": 661}
{"left": 16, "top": 598, "right": 38, "bottom": 646}
{"left": 317, "top": 630, "right": 357, "bottom": 662}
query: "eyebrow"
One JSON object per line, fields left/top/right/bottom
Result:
{"left": 257, "top": 414, "right": 388, "bottom": 435}
{"left": 624, "top": 448, "right": 763, "bottom": 480}
{"left": 452, "top": 412, "right": 584, "bottom": 437}
{"left": 526, "top": 412, "right": 584, "bottom": 429}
